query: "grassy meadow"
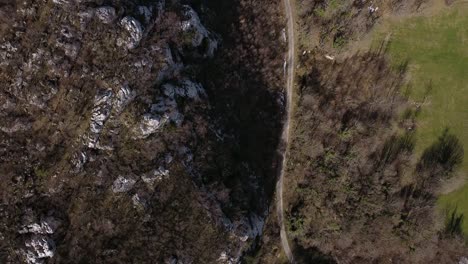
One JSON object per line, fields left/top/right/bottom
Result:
{"left": 373, "top": 4, "right": 468, "bottom": 233}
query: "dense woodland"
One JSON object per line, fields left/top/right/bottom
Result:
{"left": 282, "top": 50, "right": 466, "bottom": 263}
{"left": 296, "top": 0, "right": 430, "bottom": 52}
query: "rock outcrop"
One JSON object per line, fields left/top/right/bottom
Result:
{"left": 0, "top": 0, "right": 276, "bottom": 263}
{"left": 181, "top": 5, "right": 218, "bottom": 57}
{"left": 118, "top": 16, "right": 144, "bottom": 50}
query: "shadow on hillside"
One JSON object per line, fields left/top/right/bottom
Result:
{"left": 293, "top": 241, "right": 337, "bottom": 264}
{"left": 198, "top": 0, "right": 285, "bottom": 216}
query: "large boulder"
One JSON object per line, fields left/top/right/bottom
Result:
{"left": 112, "top": 176, "right": 137, "bottom": 193}
{"left": 118, "top": 17, "right": 144, "bottom": 50}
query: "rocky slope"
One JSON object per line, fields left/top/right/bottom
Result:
{"left": 0, "top": 0, "right": 285, "bottom": 263}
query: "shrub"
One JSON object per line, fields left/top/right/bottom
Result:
{"left": 418, "top": 128, "right": 464, "bottom": 173}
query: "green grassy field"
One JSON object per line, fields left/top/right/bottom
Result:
{"left": 374, "top": 5, "right": 468, "bottom": 232}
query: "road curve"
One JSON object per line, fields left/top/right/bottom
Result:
{"left": 277, "top": 0, "right": 296, "bottom": 262}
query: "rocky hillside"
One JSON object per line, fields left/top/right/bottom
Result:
{"left": 0, "top": 0, "right": 285, "bottom": 263}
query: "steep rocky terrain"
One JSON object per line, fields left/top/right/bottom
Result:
{"left": 0, "top": 0, "right": 285, "bottom": 263}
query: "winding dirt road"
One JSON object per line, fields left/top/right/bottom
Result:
{"left": 277, "top": 0, "right": 296, "bottom": 262}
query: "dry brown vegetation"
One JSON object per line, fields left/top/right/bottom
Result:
{"left": 282, "top": 50, "right": 466, "bottom": 263}
{"left": 296, "top": 0, "right": 430, "bottom": 52}
{"left": 0, "top": 0, "right": 288, "bottom": 262}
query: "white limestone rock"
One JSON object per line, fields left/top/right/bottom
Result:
{"left": 19, "top": 217, "right": 60, "bottom": 235}
{"left": 138, "top": 113, "right": 168, "bottom": 138}
{"left": 96, "top": 6, "right": 116, "bottom": 24}
{"left": 141, "top": 167, "right": 169, "bottom": 186}
{"left": 114, "top": 84, "right": 135, "bottom": 113}
{"left": 112, "top": 176, "right": 137, "bottom": 193}
{"left": 217, "top": 251, "right": 236, "bottom": 264}
{"left": 118, "top": 17, "right": 144, "bottom": 50}
{"left": 132, "top": 194, "right": 148, "bottom": 210}
{"left": 24, "top": 236, "right": 55, "bottom": 264}
{"left": 150, "top": 96, "right": 183, "bottom": 126}
{"left": 87, "top": 90, "right": 114, "bottom": 148}
{"left": 52, "top": 0, "right": 71, "bottom": 5}
{"left": 71, "top": 151, "right": 88, "bottom": 171}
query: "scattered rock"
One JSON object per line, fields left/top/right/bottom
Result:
{"left": 24, "top": 236, "right": 55, "bottom": 264}
{"left": 114, "top": 84, "right": 135, "bottom": 113}
{"left": 141, "top": 167, "right": 169, "bottom": 186}
{"left": 95, "top": 6, "right": 116, "bottom": 24}
{"left": 112, "top": 176, "right": 137, "bottom": 193}
{"left": 217, "top": 251, "right": 236, "bottom": 264}
{"left": 137, "top": 113, "right": 168, "bottom": 138}
{"left": 180, "top": 5, "right": 218, "bottom": 56}
{"left": 161, "top": 80, "right": 204, "bottom": 100}
{"left": 151, "top": 96, "right": 183, "bottom": 125}
{"left": 87, "top": 90, "right": 114, "bottom": 148}
{"left": 19, "top": 217, "right": 60, "bottom": 235}
{"left": 52, "top": 0, "right": 70, "bottom": 5}
{"left": 369, "top": 5, "right": 379, "bottom": 13}
{"left": 132, "top": 193, "right": 148, "bottom": 210}
{"left": 71, "top": 151, "right": 88, "bottom": 171}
